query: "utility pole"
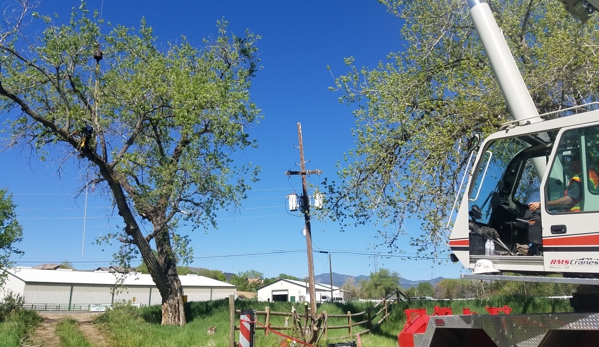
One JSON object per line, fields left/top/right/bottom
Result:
{"left": 328, "top": 252, "right": 334, "bottom": 302}
{"left": 286, "top": 123, "right": 321, "bottom": 316}
{"left": 319, "top": 251, "right": 334, "bottom": 302}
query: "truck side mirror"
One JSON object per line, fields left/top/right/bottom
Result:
{"left": 466, "top": 134, "right": 481, "bottom": 152}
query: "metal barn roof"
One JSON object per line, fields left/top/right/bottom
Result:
{"left": 8, "top": 268, "right": 234, "bottom": 288}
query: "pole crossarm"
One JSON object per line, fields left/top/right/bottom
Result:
{"left": 285, "top": 170, "right": 322, "bottom": 176}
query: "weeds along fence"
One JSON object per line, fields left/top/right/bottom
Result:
{"left": 228, "top": 290, "right": 405, "bottom": 347}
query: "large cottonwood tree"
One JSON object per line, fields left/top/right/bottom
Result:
{"left": 326, "top": 0, "right": 599, "bottom": 257}
{"left": 0, "top": 2, "right": 260, "bottom": 325}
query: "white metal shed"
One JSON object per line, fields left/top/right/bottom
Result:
{"left": 1, "top": 267, "right": 236, "bottom": 310}
{"left": 257, "top": 279, "right": 343, "bottom": 303}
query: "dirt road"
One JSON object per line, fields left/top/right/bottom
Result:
{"left": 25, "top": 312, "right": 109, "bottom": 347}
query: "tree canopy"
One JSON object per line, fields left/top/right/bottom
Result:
{"left": 0, "top": 189, "right": 23, "bottom": 285}
{"left": 326, "top": 0, "right": 599, "bottom": 257}
{"left": 0, "top": 1, "right": 260, "bottom": 325}
{"left": 231, "top": 269, "right": 264, "bottom": 292}
{"left": 340, "top": 276, "right": 360, "bottom": 302}
{"left": 405, "top": 282, "right": 434, "bottom": 298}
{"left": 359, "top": 268, "right": 400, "bottom": 298}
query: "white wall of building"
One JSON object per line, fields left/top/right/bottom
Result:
{"left": 2, "top": 274, "right": 26, "bottom": 299}
{"left": 0, "top": 268, "right": 236, "bottom": 310}
{"left": 113, "top": 286, "right": 157, "bottom": 306}
{"left": 257, "top": 279, "right": 308, "bottom": 303}
{"left": 23, "top": 284, "right": 71, "bottom": 305}
{"left": 257, "top": 279, "right": 343, "bottom": 303}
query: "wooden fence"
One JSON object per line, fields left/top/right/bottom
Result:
{"left": 228, "top": 290, "right": 406, "bottom": 347}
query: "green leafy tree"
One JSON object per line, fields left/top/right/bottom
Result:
{"left": 0, "top": 189, "right": 23, "bottom": 285}
{"left": 404, "top": 287, "right": 416, "bottom": 298}
{"left": 60, "top": 261, "right": 75, "bottom": 270}
{"left": 261, "top": 273, "right": 300, "bottom": 287}
{"left": 229, "top": 275, "right": 249, "bottom": 291}
{"left": 238, "top": 270, "right": 264, "bottom": 280}
{"left": 359, "top": 268, "right": 400, "bottom": 299}
{"left": 176, "top": 266, "right": 193, "bottom": 276}
{"left": 412, "top": 282, "right": 435, "bottom": 298}
{"left": 0, "top": 2, "right": 260, "bottom": 325}
{"left": 434, "top": 278, "right": 483, "bottom": 299}
{"left": 325, "top": 0, "right": 599, "bottom": 257}
{"left": 277, "top": 273, "right": 300, "bottom": 281}
{"left": 434, "top": 279, "right": 457, "bottom": 299}
{"left": 340, "top": 276, "right": 360, "bottom": 302}
{"left": 196, "top": 268, "right": 226, "bottom": 282}
{"left": 489, "top": 275, "right": 576, "bottom": 297}
{"left": 231, "top": 270, "right": 264, "bottom": 292}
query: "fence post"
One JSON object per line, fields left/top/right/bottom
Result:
{"left": 347, "top": 311, "right": 352, "bottom": 336}
{"left": 303, "top": 303, "right": 309, "bottom": 337}
{"left": 367, "top": 310, "right": 372, "bottom": 330}
{"left": 229, "top": 295, "right": 235, "bottom": 347}
{"left": 239, "top": 309, "right": 255, "bottom": 347}
{"left": 385, "top": 299, "right": 388, "bottom": 318}
{"left": 265, "top": 306, "right": 270, "bottom": 335}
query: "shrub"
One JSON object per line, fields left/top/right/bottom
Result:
{"left": 0, "top": 309, "right": 43, "bottom": 347}
{"left": 0, "top": 291, "right": 24, "bottom": 323}
{"left": 94, "top": 302, "right": 143, "bottom": 324}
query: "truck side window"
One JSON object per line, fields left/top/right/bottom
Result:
{"left": 585, "top": 126, "right": 599, "bottom": 196}
{"left": 546, "top": 125, "right": 599, "bottom": 213}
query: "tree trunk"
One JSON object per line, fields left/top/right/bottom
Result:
{"left": 157, "top": 253, "right": 186, "bottom": 326}
{"left": 161, "top": 276, "right": 186, "bottom": 326}
{"left": 155, "top": 224, "right": 187, "bottom": 326}
{"left": 97, "top": 162, "right": 186, "bottom": 326}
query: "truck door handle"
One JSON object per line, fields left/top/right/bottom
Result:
{"left": 551, "top": 225, "right": 567, "bottom": 234}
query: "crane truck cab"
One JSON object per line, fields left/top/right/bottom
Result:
{"left": 398, "top": 1, "right": 599, "bottom": 346}
{"left": 450, "top": 112, "right": 599, "bottom": 276}
{"left": 448, "top": 0, "right": 599, "bottom": 277}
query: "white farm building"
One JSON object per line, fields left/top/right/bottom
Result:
{"left": 257, "top": 279, "right": 343, "bottom": 303}
{"left": 1, "top": 267, "right": 236, "bottom": 310}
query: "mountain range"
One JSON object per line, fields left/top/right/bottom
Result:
{"left": 313, "top": 272, "right": 445, "bottom": 289}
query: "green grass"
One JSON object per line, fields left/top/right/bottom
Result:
{"left": 96, "top": 303, "right": 228, "bottom": 347}
{"left": 96, "top": 296, "right": 574, "bottom": 347}
{"left": 55, "top": 318, "right": 101, "bottom": 347}
{"left": 0, "top": 310, "right": 43, "bottom": 347}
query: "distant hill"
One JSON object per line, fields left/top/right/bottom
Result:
{"left": 314, "top": 272, "right": 444, "bottom": 289}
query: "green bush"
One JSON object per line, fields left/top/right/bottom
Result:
{"left": 0, "top": 291, "right": 24, "bottom": 323}
{"left": 0, "top": 309, "right": 42, "bottom": 347}
{"left": 94, "top": 302, "right": 143, "bottom": 324}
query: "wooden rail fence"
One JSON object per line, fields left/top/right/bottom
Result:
{"left": 228, "top": 290, "right": 406, "bottom": 347}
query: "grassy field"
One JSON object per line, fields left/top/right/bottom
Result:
{"left": 0, "top": 310, "right": 42, "bottom": 347}
{"left": 96, "top": 295, "right": 573, "bottom": 347}
{"left": 0, "top": 295, "right": 574, "bottom": 347}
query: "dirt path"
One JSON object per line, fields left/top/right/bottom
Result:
{"left": 26, "top": 312, "right": 109, "bottom": 347}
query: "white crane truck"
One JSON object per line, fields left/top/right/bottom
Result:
{"left": 402, "top": 0, "right": 599, "bottom": 346}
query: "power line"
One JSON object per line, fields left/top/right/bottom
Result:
{"left": 13, "top": 248, "right": 427, "bottom": 265}
{"left": 18, "top": 206, "right": 111, "bottom": 211}
{"left": 18, "top": 216, "right": 106, "bottom": 220}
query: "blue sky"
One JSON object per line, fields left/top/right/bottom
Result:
{"left": 2, "top": 0, "right": 465, "bottom": 281}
